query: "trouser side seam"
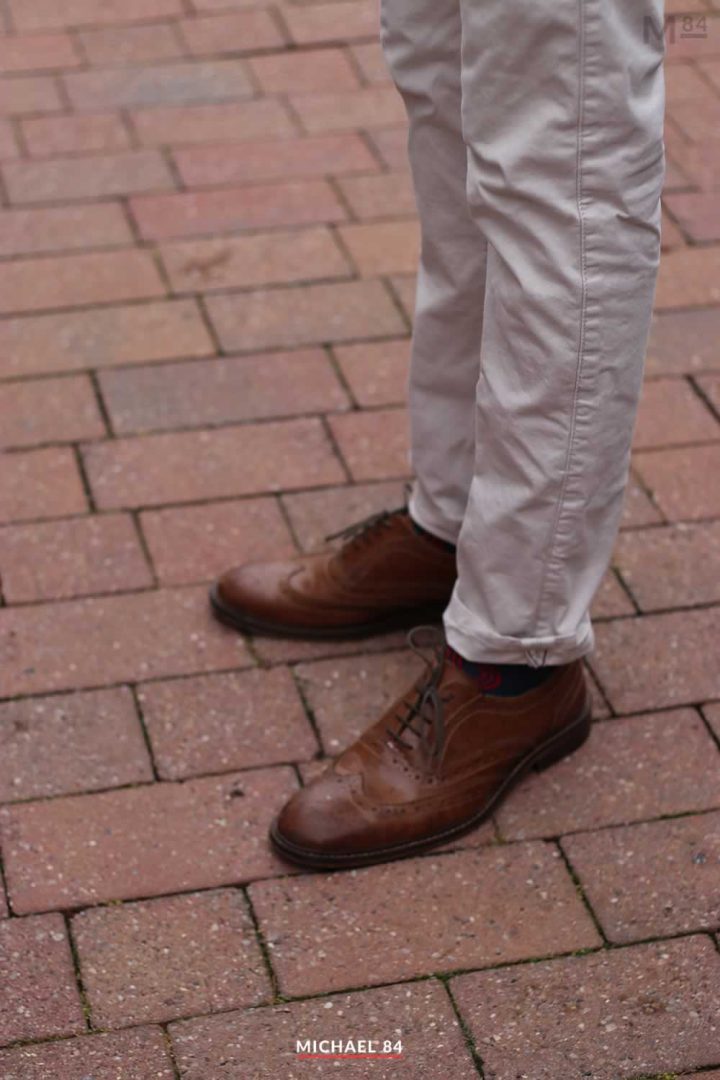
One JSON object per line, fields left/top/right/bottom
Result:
{"left": 529, "top": 0, "right": 591, "bottom": 656}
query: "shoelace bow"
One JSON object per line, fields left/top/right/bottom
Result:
{"left": 386, "top": 626, "right": 449, "bottom": 760}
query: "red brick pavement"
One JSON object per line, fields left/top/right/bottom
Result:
{"left": 0, "top": 1, "right": 718, "bottom": 1077}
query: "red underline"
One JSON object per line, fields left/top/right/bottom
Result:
{"left": 297, "top": 1053, "right": 404, "bottom": 1059}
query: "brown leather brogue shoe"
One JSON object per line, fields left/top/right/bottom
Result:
{"left": 210, "top": 507, "right": 456, "bottom": 639}
{"left": 270, "top": 629, "right": 591, "bottom": 868}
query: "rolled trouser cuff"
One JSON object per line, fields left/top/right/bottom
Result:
{"left": 443, "top": 593, "right": 595, "bottom": 666}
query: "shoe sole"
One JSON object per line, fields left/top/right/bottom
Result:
{"left": 208, "top": 583, "right": 448, "bottom": 641}
{"left": 269, "top": 707, "right": 592, "bottom": 870}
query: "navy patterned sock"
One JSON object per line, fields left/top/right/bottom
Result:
{"left": 444, "top": 644, "right": 556, "bottom": 697}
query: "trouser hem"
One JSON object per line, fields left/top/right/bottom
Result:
{"left": 408, "top": 484, "right": 462, "bottom": 546}
{"left": 443, "top": 605, "right": 595, "bottom": 666}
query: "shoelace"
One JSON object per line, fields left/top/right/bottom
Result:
{"left": 386, "top": 626, "right": 449, "bottom": 761}
{"left": 324, "top": 504, "right": 405, "bottom": 547}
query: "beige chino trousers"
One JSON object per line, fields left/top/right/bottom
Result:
{"left": 381, "top": 0, "right": 666, "bottom": 664}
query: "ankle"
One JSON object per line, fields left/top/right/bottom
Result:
{"left": 410, "top": 516, "right": 457, "bottom": 555}
{"left": 444, "top": 643, "right": 556, "bottom": 697}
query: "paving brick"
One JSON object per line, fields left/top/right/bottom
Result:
{"left": 496, "top": 709, "right": 720, "bottom": 840}
{"left": 295, "top": 649, "right": 427, "bottom": 753}
{"left": 660, "top": 210, "right": 686, "bottom": 250}
{"left": 665, "top": 189, "right": 720, "bottom": 242}
{"left": 563, "top": 810, "right": 720, "bottom": 942}
{"left": 655, "top": 245, "right": 720, "bottom": 309}
{"left": 249, "top": 842, "right": 600, "bottom": 995}
{"left": 389, "top": 272, "right": 416, "bottom": 317}
{"left": 282, "top": 0, "right": 379, "bottom": 45}
{"left": 351, "top": 40, "right": 392, "bottom": 84}
{"left": 78, "top": 23, "right": 184, "bottom": 66}
{"left": 0, "top": 889, "right": 7, "bottom": 919}
{"left": 0, "top": 1027, "right": 176, "bottom": 1080}
{"left": 139, "top": 496, "right": 294, "bottom": 586}
{"left": 3, "top": 150, "right": 174, "bottom": 203}
{"left": 618, "top": 473, "right": 663, "bottom": 528}
{"left": 665, "top": 60, "right": 712, "bottom": 102}
{"left": 664, "top": 155, "right": 693, "bottom": 192}
{"left": 282, "top": 479, "right": 406, "bottom": 550}
{"left": 646, "top": 308, "right": 720, "bottom": 376}
{"left": 451, "top": 936, "right": 720, "bottom": 1080}
{"left": 248, "top": 46, "right": 359, "bottom": 94}
{"left": 669, "top": 99, "right": 720, "bottom": 142}
{"left": 585, "top": 664, "right": 612, "bottom": 720}
{"left": 191, "top": 0, "right": 276, "bottom": 8}
{"left": 0, "top": 914, "right": 84, "bottom": 1046}
{"left": 174, "top": 132, "right": 376, "bottom": 186}
{"left": 589, "top": 569, "right": 635, "bottom": 619}
{"left": 700, "top": 372, "right": 720, "bottom": 413}
{"left": 205, "top": 280, "right": 406, "bottom": 352}
{"left": 0, "top": 586, "right": 249, "bottom": 698}
{"left": 0, "top": 120, "right": 18, "bottom": 159}
{"left": 9, "top": 0, "right": 182, "bottom": 32}
{"left": 252, "top": 625, "right": 409, "bottom": 667}
{"left": 0, "top": 447, "right": 86, "bottom": 525}
{"left": 0, "top": 766, "right": 296, "bottom": 913}
{"left": 329, "top": 408, "right": 410, "bottom": 481}
{"left": 292, "top": 86, "right": 406, "bottom": 134}
{"left": 130, "top": 179, "right": 346, "bottom": 241}
{"left": 99, "top": 350, "right": 348, "bottom": 434}
{"left": 0, "top": 249, "right": 166, "bottom": 315}
{"left": 296, "top": 757, "right": 333, "bottom": 786}
{"left": 368, "top": 126, "right": 410, "bottom": 170}
{"left": 170, "top": 981, "right": 478, "bottom": 1080}
{"left": 338, "top": 171, "right": 416, "bottom": 220}
{"left": 74, "top": 889, "right": 270, "bottom": 1026}
{"left": 0, "top": 203, "right": 131, "bottom": 257}
{"left": 64, "top": 60, "right": 252, "bottom": 110}
{"left": 21, "top": 113, "right": 130, "bottom": 157}
{"left": 592, "top": 606, "right": 720, "bottom": 712}
{"left": 159, "top": 227, "right": 350, "bottom": 294}
{"left": 82, "top": 419, "right": 344, "bottom": 509}
{"left": 139, "top": 667, "right": 317, "bottom": 779}
{"left": 340, "top": 220, "right": 419, "bottom": 276}
{"left": 663, "top": 204, "right": 685, "bottom": 251}
{"left": 0, "top": 299, "right": 214, "bottom": 379}
{"left": 133, "top": 99, "right": 295, "bottom": 146}
{"left": 179, "top": 11, "right": 284, "bottom": 56}
{"left": 634, "top": 443, "right": 720, "bottom": 521}
{"left": 705, "top": 702, "right": 720, "bottom": 740}
{"left": 0, "top": 513, "right": 152, "bottom": 602}
{"left": 664, "top": 0, "right": 708, "bottom": 16}
{"left": 665, "top": 137, "right": 720, "bottom": 195}
{"left": 0, "top": 687, "right": 152, "bottom": 803}
{"left": 614, "top": 521, "right": 720, "bottom": 610}
{"left": 0, "top": 374, "right": 105, "bottom": 448}
{"left": 703, "top": 56, "right": 720, "bottom": 89}
{"left": 0, "top": 75, "right": 62, "bottom": 115}
{"left": 634, "top": 378, "right": 719, "bottom": 448}
{"left": 0, "top": 33, "right": 79, "bottom": 73}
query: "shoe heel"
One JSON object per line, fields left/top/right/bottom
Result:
{"left": 533, "top": 710, "right": 591, "bottom": 772}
